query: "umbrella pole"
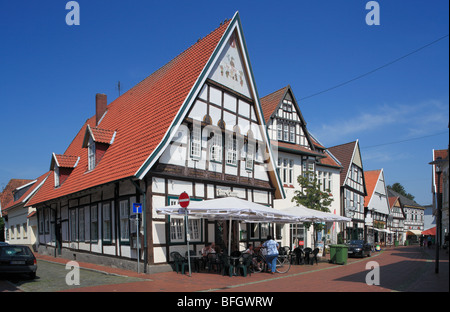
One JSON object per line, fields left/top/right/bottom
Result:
{"left": 228, "top": 217, "right": 232, "bottom": 256}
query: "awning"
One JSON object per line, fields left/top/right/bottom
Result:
{"left": 156, "top": 197, "right": 302, "bottom": 256}
{"left": 421, "top": 227, "right": 436, "bottom": 236}
{"left": 278, "top": 206, "right": 351, "bottom": 223}
{"left": 406, "top": 230, "right": 422, "bottom": 236}
{"left": 156, "top": 196, "right": 302, "bottom": 223}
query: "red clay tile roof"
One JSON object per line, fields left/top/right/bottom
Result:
{"left": 260, "top": 86, "right": 289, "bottom": 123}
{"left": 26, "top": 19, "right": 231, "bottom": 207}
{"left": 271, "top": 140, "right": 324, "bottom": 158}
{"left": 308, "top": 135, "right": 341, "bottom": 169}
{"left": 433, "top": 149, "right": 448, "bottom": 194}
{"left": 2, "top": 172, "right": 50, "bottom": 211}
{"left": 1, "top": 179, "right": 34, "bottom": 215}
{"left": 364, "top": 169, "right": 381, "bottom": 207}
{"left": 388, "top": 196, "right": 399, "bottom": 208}
{"left": 85, "top": 126, "right": 116, "bottom": 145}
{"left": 53, "top": 154, "right": 80, "bottom": 168}
{"left": 328, "top": 141, "right": 358, "bottom": 186}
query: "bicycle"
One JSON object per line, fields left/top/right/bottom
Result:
{"left": 249, "top": 247, "right": 291, "bottom": 274}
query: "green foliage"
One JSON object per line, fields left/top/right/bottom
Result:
{"left": 291, "top": 171, "right": 333, "bottom": 212}
{"left": 291, "top": 171, "right": 334, "bottom": 246}
{"left": 387, "top": 182, "right": 415, "bottom": 201}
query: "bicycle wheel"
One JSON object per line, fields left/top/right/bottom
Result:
{"left": 250, "top": 254, "right": 265, "bottom": 273}
{"left": 275, "top": 255, "right": 291, "bottom": 273}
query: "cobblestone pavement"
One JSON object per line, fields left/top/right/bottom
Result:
{"left": 1, "top": 245, "right": 448, "bottom": 293}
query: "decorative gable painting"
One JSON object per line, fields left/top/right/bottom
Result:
{"left": 209, "top": 33, "right": 251, "bottom": 98}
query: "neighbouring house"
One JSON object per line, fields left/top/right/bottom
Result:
{"left": 25, "top": 13, "right": 286, "bottom": 273}
{"left": 387, "top": 188, "right": 424, "bottom": 244}
{"left": 260, "top": 85, "right": 342, "bottom": 249}
{"left": 1, "top": 173, "right": 49, "bottom": 249}
{"left": 388, "top": 195, "right": 407, "bottom": 245}
{"left": 431, "top": 149, "right": 449, "bottom": 246}
{"left": 422, "top": 204, "right": 435, "bottom": 237}
{"left": 363, "top": 169, "right": 391, "bottom": 246}
{"left": 328, "top": 140, "right": 368, "bottom": 241}
{"left": 1, "top": 179, "right": 35, "bottom": 242}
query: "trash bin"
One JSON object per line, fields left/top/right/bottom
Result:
{"left": 329, "top": 245, "right": 337, "bottom": 264}
{"left": 405, "top": 240, "right": 409, "bottom": 246}
{"left": 394, "top": 240, "right": 399, "bottom": 247}
{"left": 330, "top": 244, "right": 348, "bottom": 265}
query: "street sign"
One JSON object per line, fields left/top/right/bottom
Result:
{"left": 178, "top": 192, "right": 191, "bottom": 276}
{"left": 133, "top": 203, "right": 142, "bottom": 214}
{"left": 178, "top": 192, "right": 190, "bottom": 208}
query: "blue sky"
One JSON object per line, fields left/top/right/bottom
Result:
{"left": 0, "top": 1, "right": 448, "bottom": 205}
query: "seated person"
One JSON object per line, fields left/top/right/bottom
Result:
{"left": 243, "top": 244, "right": 261, "bottom": 271}
{"left": 201, "top": 243, "right": 211, "bottom": 256}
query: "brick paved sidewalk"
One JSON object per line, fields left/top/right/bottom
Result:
{"left": 34, "top": 245, "right": 448, "bottom": 292}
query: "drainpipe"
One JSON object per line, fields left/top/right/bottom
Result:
{"left": 131, "top": 179, "right": 147, "bottom": 273}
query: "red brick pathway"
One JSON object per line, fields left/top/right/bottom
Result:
{"left": 33, "top": 245, "right": 448, "bottom": 292}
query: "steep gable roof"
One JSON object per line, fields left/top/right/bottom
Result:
{"left": 27, "top": 19, "right": 232, "bottom": 207}
{"left": 328, "top": 141, "right": 357, "bottom": 186}
{"left": 2, "top": 172, "right": 49, "bottom": 211}
{"left": 1, "top": 179, "right": 34, "bottom": 215}
{"left": 364, "top": 169, "right": 382, "bottom": 207}
{"left": 27, "top": 13, "right": 286, "bottom": 206}
{"left": 387, "top": 188, "right": 423, "bottom": 209}
{"left": 432, "top": 149, "right": 447, "bottom": 194}
{"left": 260, "top": 86, "right": 289, "bottom": 123}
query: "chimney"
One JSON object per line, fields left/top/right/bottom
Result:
{"left": 95, "top": 93, "right": 107, "bottom": 126}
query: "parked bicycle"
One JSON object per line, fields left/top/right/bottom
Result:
{"left": 249, "top": 246, "right": 291, "bottom": 274}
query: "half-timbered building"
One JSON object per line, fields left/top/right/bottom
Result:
{"left": 26, "top": 13, "right": 285, "bottom": 272}
{"left": 328, "top": 141, "right": 367, "bottom": 241}
{"left": 364, "top": 169, "right": 391, "bottom": 245}
{"left": 388, "top": 195, "right": 405, "bottom": 244}
{"left": 260, "top": 86, "right": 342, "bottom": 249}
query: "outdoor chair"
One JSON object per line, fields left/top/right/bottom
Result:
{"left": 303, "top": 247, "right": 312, "bottom": 264}
{"left": 292, "top": 247, "right": 304, "bottom": 265}
{"left": 170, "top": 251, "right": 188, "bottom": 274}
{"left": 207, "top": 253, "right": 222, "bottom": 273}
{"left": 237, "top": 253, "right": 253, "bottom": 277}
{"left": 220, "top": 254, "right": 235, "bottom": 277}
{"left": 310, "top": 248, "right": 320, "bottom": 265}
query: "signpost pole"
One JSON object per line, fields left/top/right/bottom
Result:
{"left": 185, "top": 208, "right": 191, "bottom": 277}
{"left": 178, "top": 192, "right": 191, "bottom": 277}
{"left": 133, "top": 203, "right": 142, "bottom": 274}
{"left": 137, "top": 214, "right": 140, "bottom": 274}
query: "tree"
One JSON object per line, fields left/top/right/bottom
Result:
{"left": 291, "top": 171, "right": 333, "bottom": 251}
{"left": 387, "top": 182, "right": 415, "bottom": 201}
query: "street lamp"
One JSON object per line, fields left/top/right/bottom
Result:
{"left": 429, "top": 156, "right": 444, "bottom": 274}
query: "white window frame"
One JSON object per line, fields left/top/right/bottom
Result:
{"left": 119, "top": 199, "right": 130, "bottom": 242}
{"left": 190, "top": 125, "right": 201, "bottom": 160}
{"left": 70, "top": 209, "right": 77, "bottom": 242}
{"left": 245, "top": 142, "right": 254, "bottom": 171}
{"left": 277, "top": 122, "right": 283, "bottom": 141}
{"left": 88, "top": 136, "right": 96, "bottom": 171}
{"left": 210, "top": 132, "right": 222, "bottom": 163}
{"left": 79, "top": 207, "right": 85, "bottom": 242}
{"left": 54, "top": 165, "right": 60, "bottom": 187}
{"left": 225, "top": 134, "right": 237, "bottom": 166}
{"left": 102, "top": 202, "right": 112, "bottom": 243}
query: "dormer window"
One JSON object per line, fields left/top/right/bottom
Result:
{"left": 54, "top": 165, "right": 60, "bottom": 187}
{"left": 88, "top": 136, "right": 96, "bottom": 171}
{"left": 82, "top": 124, "right": 116, "bottom": 172}
{"left": 50, "top": 153, "right": 80, "bottom": 187}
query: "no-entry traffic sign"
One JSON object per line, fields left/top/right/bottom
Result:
{"left": 178, "top": 192, "right": 190, "bottom": 208}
